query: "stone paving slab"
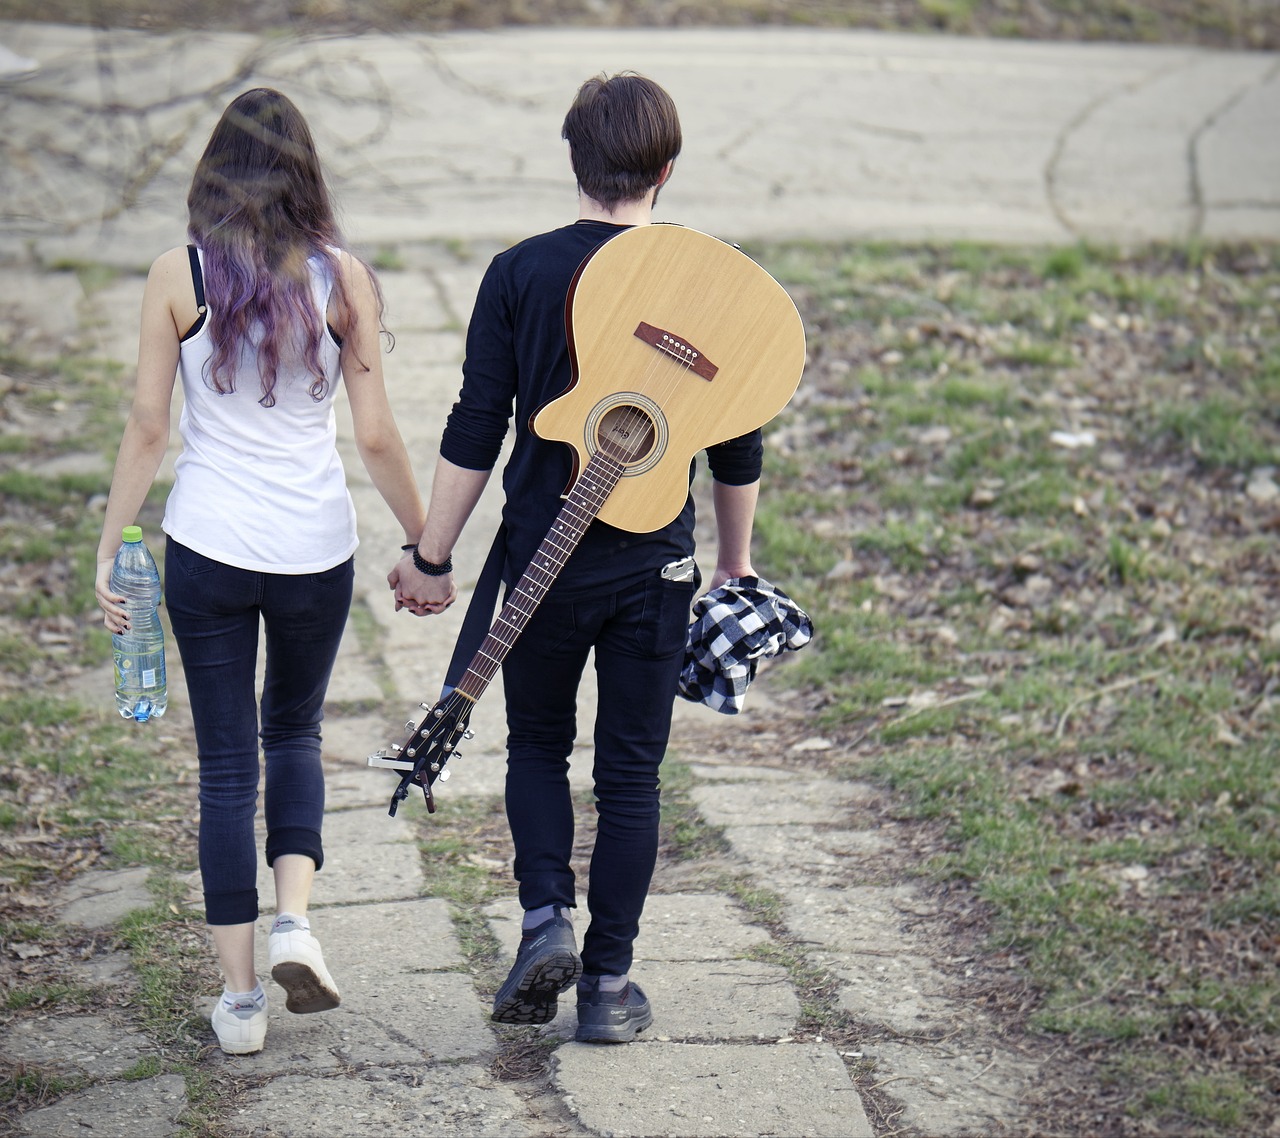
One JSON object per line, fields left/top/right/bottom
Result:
{"left": 719, "top": 822, "right": 893, "bottom": 891}
{"left": 635, "top": 894, "right": 773, "bottom": 962}
{"left": 554, "top": 1042, "right": 872, "bottom": 1138}
{"left": 862, "top": 1039, "right": 1041, "bottom": 1137}
{"left": 203, "top": 899, "right": 492, "bottom": 1070}
{"left": 691, "top": 775, "right": 873, "bottom": 827}
{"left": 56, "top": 866, "right": 153, "bottom": 929}
{"left": 323, "top": 625, "right": 383, "bottom": 705}
{"left": 786, "top": 885, "right": 937, "bottom": 954}
{"left": 0, "top": 1014, "right": 154, "bottom": 1078}
{"left": 17, "top": 1073, "right": 187, "bottom": 1137}
{"left": 252, "top": 806, "right": 423, "bottom": 907}
{"left": 223, "top": 1068, "right": 534, "bottom": 1138}
{"left": 813, "top": 949, "right": 959, "bottom": 1037}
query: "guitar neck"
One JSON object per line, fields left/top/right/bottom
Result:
{"left": 453, "top": 449, "right": 625, "bottom": 702}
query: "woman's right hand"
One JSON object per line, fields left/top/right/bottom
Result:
{"left": 388, "top": 551, "right": 457, "bottom": 616}
{"left": 95, "top": 558, "right": 129, "bottom": 633}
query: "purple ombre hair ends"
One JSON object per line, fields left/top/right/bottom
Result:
{"left": 187, "top": 88, "right": 382, "bottom": 406}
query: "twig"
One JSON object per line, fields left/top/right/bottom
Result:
{"left": 1054, "top": 669, "right": 1168, "bottom": 739}
{"left": 895, "top": 690, "right": 987, "bottom": 723}
{"left": 867, "top": 1075, "right": 915, "bottom": 1090}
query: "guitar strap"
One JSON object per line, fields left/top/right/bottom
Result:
{"left": 441, "top": 522, "right": 508, "bottom": 697}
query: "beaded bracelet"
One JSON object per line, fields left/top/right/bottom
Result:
{"left": 401, "top": 544, "right": 452, "bottom": 576}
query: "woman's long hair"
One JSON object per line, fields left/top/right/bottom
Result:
{"left": 187, "top": 88, "right": 379, "bottom": 406}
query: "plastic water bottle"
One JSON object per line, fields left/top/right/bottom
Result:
{"left": 110, "top": 525, "right": 167, "bottom": 722}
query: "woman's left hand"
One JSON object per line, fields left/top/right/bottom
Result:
{"left": 95, "top": 558, "right": 129, "bottom": 633}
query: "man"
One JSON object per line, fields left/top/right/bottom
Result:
{"left": 391, "top": 72, "right": 763, "bottom": 1043}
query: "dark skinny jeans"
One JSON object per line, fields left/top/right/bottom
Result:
{"left": 502, "top": 570, "right": 696, "bottom": 978}
{"left": 164, "top": 538, "right": 353, "bottom": 926}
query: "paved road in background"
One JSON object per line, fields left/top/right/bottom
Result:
{"left": 1, "top": 19, "right": 1276, "bottom": 1138}
{"left": 2, "top": 22, "right": 1278, "bottom": 267}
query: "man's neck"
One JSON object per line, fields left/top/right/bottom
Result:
{"left": 577, "top": 192, "right": 654, "bottom": 227}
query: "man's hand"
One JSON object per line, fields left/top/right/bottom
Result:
{"left": 389, "top": 551, "right": 457, "bottom": 616}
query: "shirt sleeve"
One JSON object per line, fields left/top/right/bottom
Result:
{"left": 705, "top": 427, "right": 764, "bottom": 486}
{"left": 439, "top": 258, "right": 516, "bottom": 472}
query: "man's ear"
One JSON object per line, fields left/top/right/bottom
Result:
{"left": 656, "top": 160, "right": 674, "bottom": 188}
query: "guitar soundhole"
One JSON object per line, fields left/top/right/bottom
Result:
{"left": 595, "top": 404, "right": 657, "bottom": 465}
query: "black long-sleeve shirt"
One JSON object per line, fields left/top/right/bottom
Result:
{"left": 441, "top": 220, "right": 763, "bottom": 599}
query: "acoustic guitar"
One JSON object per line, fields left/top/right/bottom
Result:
{"left": 369, "top": 223, "right": 806, "bottom": 816}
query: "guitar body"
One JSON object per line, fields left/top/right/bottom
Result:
{"left": 532, "top": 224, "right": 806, "bottom": 533}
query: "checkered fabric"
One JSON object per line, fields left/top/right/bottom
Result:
{"left": 678, "top": 575, "right": 814, "bottom": 714}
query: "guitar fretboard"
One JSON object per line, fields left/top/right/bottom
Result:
{"left": 454, "top": 449, "right": 626, "bottom": 701}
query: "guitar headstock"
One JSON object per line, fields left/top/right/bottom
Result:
{"left": 368, "top": 693, "right": 474, "bottom": 817}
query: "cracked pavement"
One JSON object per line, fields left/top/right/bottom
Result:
{"left": 2, "top": 23, "right": 1278, "bottom": 265}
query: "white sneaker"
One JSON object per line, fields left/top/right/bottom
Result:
{"left": 211, "top": 990, "right": 268, "bottom": 1055}
{"left": 269, "top": 915, "right": 341, "bottom": 1013}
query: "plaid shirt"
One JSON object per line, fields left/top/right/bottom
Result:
{"left": 678, "top": 576, "right": 814, "bottom": 714}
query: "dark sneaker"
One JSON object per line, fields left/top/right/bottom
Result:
{"left": 575, "top": 980, "right": 653, "bottom": 1043}
{"left": 491, "top": 911, "right": 582, "bottom": 1025}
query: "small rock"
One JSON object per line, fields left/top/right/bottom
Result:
{"left": 1049, "top": 429, "right": 1097, "bottom": 449}
{"left": 1245, "top": 472, "right": 1278, "bottom": 503}
{"left": 790, "top": 737, "right": 834, "bottom": 753}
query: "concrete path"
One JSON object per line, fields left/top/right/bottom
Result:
{"left": 1, "top": 20, "right": 1279, "bottom": 268}
{"left": 1, "top": 19, "right": 1276, "bottom": 1138}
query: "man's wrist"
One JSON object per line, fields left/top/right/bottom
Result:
{"left": 403, "top": 544, "right": 452, "bottom": 576}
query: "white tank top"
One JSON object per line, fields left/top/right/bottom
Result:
{"left": 162, "top": 249, "right": 358, "bottom": 574}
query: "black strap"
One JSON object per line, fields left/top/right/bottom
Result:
{"left": 186, "top": 245, "right": 206, "bottom": 309}
{"left": 183, "top": 245, "right": 208, "bottom": 341}
{"left": 441, "top": 523, "right": 508, "bottom": 697}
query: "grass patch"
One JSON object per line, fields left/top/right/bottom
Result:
{"left": 753, "top": 237, "right": 1280, "bottom": 1133}
{"left": 659, "top": 759, "right": 731, "bottom": 861}
{"left": 413, "top": 794, "right": 510, "bottom": 980}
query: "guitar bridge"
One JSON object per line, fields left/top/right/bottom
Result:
{"left": 634, "top": 322, "right": 718, "bottom": 380}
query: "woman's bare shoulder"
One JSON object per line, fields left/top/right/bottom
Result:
{"left": 146, "top": 245, "right": 195, "bottom": 285}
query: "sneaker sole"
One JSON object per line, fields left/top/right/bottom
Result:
{"left": 491, "top": 948, "right": 583, "bottom": 1025}
{"left": 271, "top": 961, "right": 341, "bottom": 1014}
{"left": 215, "top": 1034, "right": 266, "bottom": 1055}
{"left": 574, "top": 1002, "right": 654, "bottom": 1044}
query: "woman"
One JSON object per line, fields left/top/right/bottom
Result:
{"left": 95, "top": 88, "right": 425, "bottom": 1055}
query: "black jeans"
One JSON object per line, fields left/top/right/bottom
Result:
{"left": 164, "top": 539, "right": 353, "bottom": 925}
{"left": 502, "top": 570, "right": 697, "bottom": 977}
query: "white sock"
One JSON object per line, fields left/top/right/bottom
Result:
{"left": 222, "top": 983, "right": 266, "bottom": 1008}
{"left": 272, "top": 912, "right": 310, "bottom": 934}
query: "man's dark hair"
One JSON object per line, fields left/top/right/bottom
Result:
{"left": 561, "top": 73, "right": 682, "bottom": 210}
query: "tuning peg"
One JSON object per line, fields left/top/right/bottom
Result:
{"left": 449, "top": 751, "right": 462, "bottom": 762}
{"left": 438, "top": 769, "right": 451, "bottom": 782}
{"left": 463, "top": 730, "right": 475, "bottom": 740}
{"left": 404, "top": 720, "right": 415, "bottom": 731}
{"left": 418, "top": 702, "right": 431, "bottom": 710}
